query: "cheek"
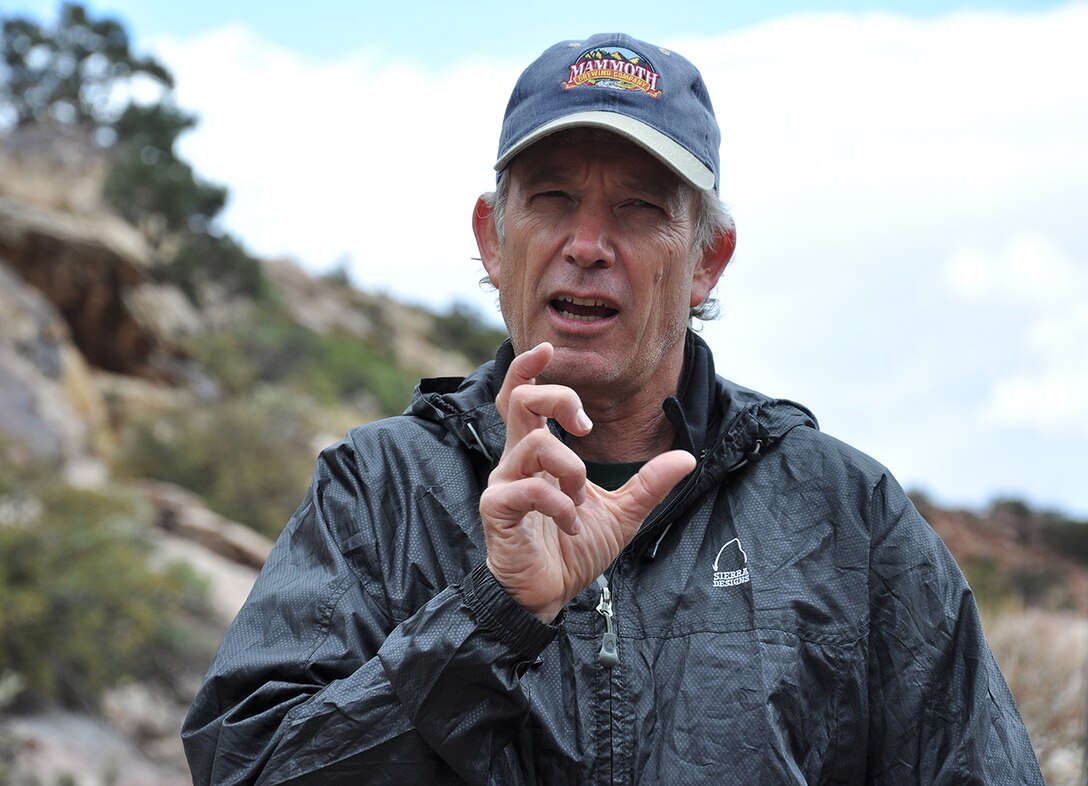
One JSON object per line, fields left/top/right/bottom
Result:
{"left": 656, "top": 257, "right": 691, "bottom": 303}
{"left": 496, "top": 260, "right": 534, "bottom": 342}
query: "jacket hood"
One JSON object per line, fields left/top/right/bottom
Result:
{"left": 408, "top": 331, "right": 817, "bottom": 479}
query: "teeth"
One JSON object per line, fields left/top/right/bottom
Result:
{"left": 558, "top": 296, "right": 609, "bottom": 307}
{"left": 554, "top": 296, "right": 613, "bottom": 321}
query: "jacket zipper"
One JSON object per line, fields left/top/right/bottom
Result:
{"left": 595, "top": 574, "right": 619, "bottom": 668}
{"left": 595, "top": 432, "right": 762, "bottom": 665}
{"left": 592, "top": 451, "right": 708, "bottom": 672}
{"left": 589, "top": 416, "right": 767, "bottom": 780}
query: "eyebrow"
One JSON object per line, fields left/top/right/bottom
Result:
{"left": 514, "top": 163, "right": 575, "bottom": 191}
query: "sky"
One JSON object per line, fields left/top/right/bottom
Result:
{"left": 6, "top": 0, "right": 1087, "bottom": 518}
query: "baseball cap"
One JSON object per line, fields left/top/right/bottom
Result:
{"left": 495, "top": 33, "right": 721, "bottom": 192}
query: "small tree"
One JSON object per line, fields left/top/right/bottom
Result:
{"left": 0, "top": 2, "right": 172, "bottom": 134}
{"left": 103, "top": 102, "right": 228, "bottom": 246}
{"left": 1, "top": 3, "right": 268, "bottom": 303}
{"left": 104, "top": 105, "right": 268, "bottom": 303}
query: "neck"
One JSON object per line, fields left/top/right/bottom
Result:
{"left": 570, "top": 401, "right": 676, "bottom": 462}
{"left": 565, "top": 355, "right": 684, "bottom": 463}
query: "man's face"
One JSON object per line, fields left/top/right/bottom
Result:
{"left": 479, "top": 130, "right": 722, "bottom": 405}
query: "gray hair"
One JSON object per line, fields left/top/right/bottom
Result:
{"left": 484, "top": 171, "right": 734, "bottom": 321}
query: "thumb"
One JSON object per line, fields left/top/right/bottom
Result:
{"left": 615, "top": 450, "right": 697, "bottom": 521}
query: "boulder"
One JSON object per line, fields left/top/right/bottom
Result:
{"left": 0, "top": 196, "right": 165, "bottom": 377}
{"left": 0, "top": 260, "right": 112, "bottom": 475}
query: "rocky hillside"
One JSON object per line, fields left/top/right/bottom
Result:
{"left": 918, "top": 497, "right": 1088, "bottom": 614}
{"left": 0, "top": 128, "right": 505, "bottom": 784}
{"left": 0, "top": 129, "right": 1085, "bottom": 785}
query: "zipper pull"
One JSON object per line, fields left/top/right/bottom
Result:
{"left": 595, "top": 575, "right": 619, "bottom": 668}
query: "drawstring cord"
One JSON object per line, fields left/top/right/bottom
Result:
{"left": 464, "top": 419, "right": 494, "bottom": 464}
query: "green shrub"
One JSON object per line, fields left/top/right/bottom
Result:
{"left": 162, "top": 231, "right": 268, "bottom": 304}
{"left": 182, "top": 305, "right": 310, "bottom": 395}
{"left": 184, "top": 307, "right": 419, "bottom": 415}
{"left": 963, "top": 556, "right": 1071, "bottom": 614}
{"left": 432, "top": 302, "right": 507, "bottom": 366}
{"left": 114, "top": 388, "right": 319, "bottom": 538}
{"left": 307, "top": 333, "right": 418, "bottom": 415}
{"left": 100, "top": 90, "right": 267, "bottom": 305}
{"left": 1039, "top": 516, "right": 1088, "bottom": 567}
{"left": 0, "top": 456, "right": 209, "bottom": 709}
{"left": 961, "top": 557, "right": 1016, "bottom": 614}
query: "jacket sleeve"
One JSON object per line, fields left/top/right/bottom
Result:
{"left": 864, "top": 473, "right": 1045, "bottom": 785}
{"left": 181, "top": 437, "right": 558, "bottom": 785}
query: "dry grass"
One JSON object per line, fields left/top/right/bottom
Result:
{"left": 984, "top": 609, "right": 1088, "bottom": 786}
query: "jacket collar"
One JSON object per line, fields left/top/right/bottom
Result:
{"left": 408, "top": 330, "right": 816, "bottom": 471}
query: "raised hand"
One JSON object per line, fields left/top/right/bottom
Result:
{"left": 480, "top": 343, "right": 696, "bottom": 622}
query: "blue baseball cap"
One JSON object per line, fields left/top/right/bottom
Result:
{"left": 495, "top": 33, "right": 721, "bottom": 192}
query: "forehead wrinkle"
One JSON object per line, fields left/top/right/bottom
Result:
{"left": 513, "top": 149, "right": 685, "bottom": 205}
{"left": 513, "top": 160, "right": 578, "bottom": 192}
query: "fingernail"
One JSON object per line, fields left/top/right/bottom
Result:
{"left": 576, "top": 409, "right": 593, "bottom": 432}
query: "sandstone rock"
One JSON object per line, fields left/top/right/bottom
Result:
{"left": 92, "top": 368, "right": 198, "bottom": 434}
{"left": 0, "top": 707, "right": 190, "bottom": 786}
{"left": 383, "top": 297, "right": 475, "bottom": 378}
{"left": 126, "top": 280, "right": 206, "bottom": 342}
{"left": 0, "top": 195, "right": 168, "bottom": 377}
{"left": 101, "top": 682, "right": 188, "bottom": 764}
{"left": 263, "top": 257, "right": 475, "bottom": 378}
{"left": 0, "top": 260, "right": 112, "bottom": 469}
{"left": 262, "top": 257, "right": 375, "bottom": 337}
{"left": 141, "top": 480, "right": 270, "bottom": 627}
{"left": 0, "top": 124, "right": 111, "bottom": 213}
{"left": 143, "top": 480, "right": 274, "bottom": 571}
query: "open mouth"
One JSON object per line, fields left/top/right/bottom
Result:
{"left": 550, "top": 296, "right": 619, "bottom": 322}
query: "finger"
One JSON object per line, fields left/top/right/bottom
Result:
{"left": 495, "top": 342, "right": 553, "bottom": 421}
{"left": 503, "top": 383, "right": 592, "bottom": 445}
{"left": 481, "top": 477, "right": 581, "bottom": 535}
{"left": 614, "top": 449, "right": 697, "bottom": 522}
{"left": 490, "top": 429, "right": 587, "bottom": 506}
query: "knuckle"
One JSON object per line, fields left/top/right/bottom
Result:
{"left": 507, "top": 384, "right": 534, "bottom": 409}
{"left": 523, "top": 428, "right": 557, "bottom": 449}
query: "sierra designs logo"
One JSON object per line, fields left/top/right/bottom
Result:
{"left": 562, "top": 45, "right": 662, "bottom": 98}
{"left": 712, "top": 538, "right": 750, "bottom": 588}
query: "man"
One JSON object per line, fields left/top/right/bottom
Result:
{"left": 183, "top": 33, "right": 1044, "bottom": 784}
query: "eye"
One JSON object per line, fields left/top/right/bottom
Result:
{"left": 622, "top": 198, "right": 665, "bottom": 213}
{"left": 528, "top": 190, "right": 575, "bottom": 212}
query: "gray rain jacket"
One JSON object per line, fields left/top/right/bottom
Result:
{"left": 182, "top": 333, "right": 1043, "bottom": 784}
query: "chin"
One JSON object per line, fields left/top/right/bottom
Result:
{"left": 541, "top": 349, "right": 622, "bottom": 390}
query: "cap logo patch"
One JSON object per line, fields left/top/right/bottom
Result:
{"left": 562, "top": 46, "right": 661, "bottom": 98}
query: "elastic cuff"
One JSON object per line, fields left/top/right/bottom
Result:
{"left": 461, "top": 562, "right": 560, "bottom": 657}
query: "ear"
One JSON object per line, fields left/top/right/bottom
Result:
{"left": 690, "top": 226, "right": 736, "bottom": 309}
{"left": 472, "top": 194, "right": 502, "bottom": 287}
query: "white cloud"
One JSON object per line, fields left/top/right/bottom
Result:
{"left": 942, "top": 234, "right": 1088, "bottom": 432}
{"left": 146, "top": 6, "right": 1088, "bottom": 515}
{"left": 985, "top": 305, "right": 1088, "bottom": 432}
{"left": 946, "top": 234, "right": 1083, "bottom": 306}
{"left": 153, "top": 24, "right": 513, "bottom": 316}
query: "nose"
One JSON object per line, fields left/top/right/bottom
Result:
{"left": 562, "top": 201, "right": 615, "bottom": 269}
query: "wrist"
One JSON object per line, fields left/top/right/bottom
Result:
{"left": 462, "top": 562, "right": 561, "bottom": 655}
